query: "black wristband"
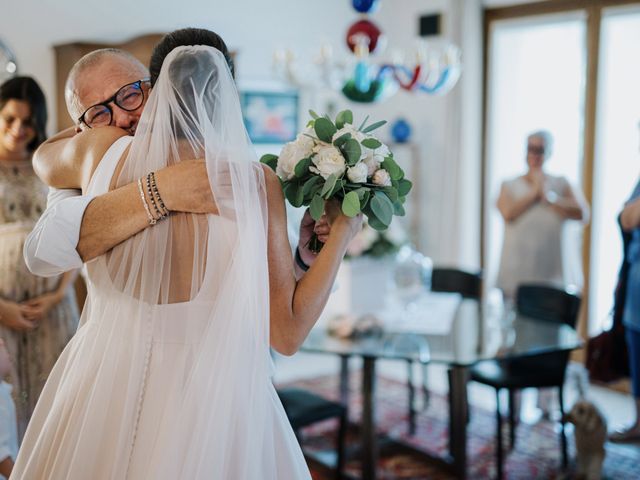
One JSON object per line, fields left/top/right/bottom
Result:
{"left": 295, "top": 247, "right": 310, "bottom": 272}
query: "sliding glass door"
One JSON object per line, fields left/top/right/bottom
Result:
{"left": 484, "top": 12, "right": 587, "bottom": 297}
{"left": 590, "top": 5, "right": 640, "bottom": 333}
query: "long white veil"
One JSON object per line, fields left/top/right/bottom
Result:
{"left": 13, "top": 46, "right": 308, "bottom": 479}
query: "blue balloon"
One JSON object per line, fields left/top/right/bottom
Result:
{"left": 391, "top": 118, "right": 412, "bottom": 143}
{"left": 352, "top": 0, "right": 379, "bottom": 14}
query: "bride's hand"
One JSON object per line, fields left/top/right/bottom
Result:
{"left": 324, "top": 200, "right": 363, "bottom": 242}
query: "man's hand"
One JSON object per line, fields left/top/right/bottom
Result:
{"left": 297, "top": 210, "right": 332, "bottom": 267}
{"left": 155, "top": 160, "right": 219, "bottom": 215}
{"left": 21, "top": 292, "right": 63, "bottom": 322}
{"left": 0, "top": 300, "right": 36, "bottom": 331}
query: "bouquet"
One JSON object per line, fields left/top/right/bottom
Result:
{"left": 260, "top": 109, "right": 412, "bottom": 251}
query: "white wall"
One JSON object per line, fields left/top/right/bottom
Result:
{"left": 1, "top": 0, "right": 483, "bottom": 268}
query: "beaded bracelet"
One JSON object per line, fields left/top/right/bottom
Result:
{"left": 137, "top": 178, "right": 156, "bottom": 225}
{"left": 149, "top": 171, "right": 170, "bottom": 217}
{"left": 145, "top": 172, "right": 163, "bottom": 220}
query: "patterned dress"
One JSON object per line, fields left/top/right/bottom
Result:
{"left": 0, "top": 159, "right": 79, "bottom": 439}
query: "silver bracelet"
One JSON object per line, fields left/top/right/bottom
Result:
{"left": 138, "top": 178, "right": 157, "bottom": 225}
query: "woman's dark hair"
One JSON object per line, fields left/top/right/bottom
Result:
{"left": 149, "top": 28, "right": 234, "bottom": 86}
{"left": 0, "top": 76, "right": 47, "bottom": 151}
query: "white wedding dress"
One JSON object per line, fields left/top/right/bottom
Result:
{"left": 12, "top": 46, "right": 311, "bottom": 480}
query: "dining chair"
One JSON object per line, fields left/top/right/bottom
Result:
{"left": 470, "top": 284, "right": 581, "bottom": 479}
{"left": 405, "top": 267, "right": 482, "bottom": 435}
{"left": 277, "top": 387, "right": 348, "bottom": 479}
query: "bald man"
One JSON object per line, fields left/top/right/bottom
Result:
{"left": 25, "top": 49, "right": 324, "bottom": 277}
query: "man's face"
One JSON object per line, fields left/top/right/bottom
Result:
{"left": 74, "top": 56, "right": 150, "bottom": 135}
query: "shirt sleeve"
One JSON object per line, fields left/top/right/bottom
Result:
{"left": 23, "top": 188, "right": 94, "bottom": 277}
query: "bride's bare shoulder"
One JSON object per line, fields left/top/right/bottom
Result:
{"left": 33, "top": 126, "right": 128, "bottom": 190}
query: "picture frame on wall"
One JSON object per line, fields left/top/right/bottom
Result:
{"left": 239, "top": 88, "right": 299, "bottom": 144}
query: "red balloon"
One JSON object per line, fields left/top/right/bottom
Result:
{"left": 346, "top": 19, "right": 382, "bottom": 54}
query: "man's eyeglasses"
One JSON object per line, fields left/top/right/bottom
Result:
{"left": 78, "top": 79, "right": 150, "bottom": 129}
{"left": 527, "top": 144, "right": 545, "bottom": 156}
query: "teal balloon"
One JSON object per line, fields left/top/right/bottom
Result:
{"left": 352, "top": 0, "right": 379, "bottom": 13}
{"left": 391, "top": 118, "right": 412, "bottom": 143}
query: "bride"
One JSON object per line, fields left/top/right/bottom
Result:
{"left": 12, "top": 31, "right": 361, "bottom": 479}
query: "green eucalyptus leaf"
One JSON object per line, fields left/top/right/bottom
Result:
{"left": 362, "top": 120, "right": 387, "bottom": 134}
{"left": 358, "top": 114, "right": 370, "bottom": 131}
{"left": 302, "top": 176, "right": 322, "bottom": 196}
{"left": 361, "top": 138, "right": 382, "bottom": 149}
{"left": 382, "top": 186, "right": 399, "bottom": 203}
{"left": 310, "top": 194, "right": 324, "bottom": 221}
{"left": 341, "top": 139, "right": 361, "bottom": 166}
{"left": 381, "top": 157, "right": 403, "bottom": 181}
{"left": 320, "top": 173, "right": 338, "bottom": 198}
{"left": 284, "top": 182, "right": 304, "bottom": 208}
{"left": 330, "top": 179, "right": 345, "bottom": 197}
{"left": 259, "top": 154, "right": 278, "bottom": 171}
{"left": 314, "top": 117, "right": 337, "bottom": 143}
{"left": 294, "top": 157, "right": 312, "bottom": 178}
{"left": 353, "top": 187, "right": 369, "bottom": 200}
{"left": 370, "top": 191, "right": 393, "bottom": 226}
{"left": 309, "top": 110, "right": 320, "bottom": 119}
{"left": 398, "top": 179, "right": 413, "bottom": 196}
{"left": 333, "top": 132, "right": 351, "bottom": 148}
{"left": 393, "top": 201, "right": 406, "bottom": 216}
{"left": 342, "top": 191, "right": 361, "bottom": 217}
{"left": 367, "top": 212, "right": 388, "bottom": 231}
{"left": 335, "top": 110, "right": 353, "bottom": 129}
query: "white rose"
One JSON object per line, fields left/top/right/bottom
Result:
{"left": 276, "top": 136, "right": 315, "bottom": 180}
{"left": 362, "top": 142, "right": 390, "bottom": 176}
{"left": 295, "top": 127, "right": 316, "bottom": 150}
{"left": 332, "top": 123, "right": 366, "bottom": 144}
{"left": 310, "top": 145, "right": 346, "bottom": 179}
{"left": 346, "top": 162, "right": 368, "bottom": 183}
{"left": 372, "top": 169, "right": 392, "bottom": 186}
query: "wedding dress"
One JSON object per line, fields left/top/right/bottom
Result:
{"left": 12, "top": 46, "right": 311, "bottom": 479}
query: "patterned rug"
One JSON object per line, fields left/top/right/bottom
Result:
{"left": 279, "top": 372, "right": 640, "bottom": 479}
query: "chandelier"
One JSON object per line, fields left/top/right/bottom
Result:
{"left": 272, "top": 0, "right": 462, "bottom": 103}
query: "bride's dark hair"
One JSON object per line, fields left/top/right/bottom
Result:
{"left": 149, "top": 28, "right": 234, "bottom": 86}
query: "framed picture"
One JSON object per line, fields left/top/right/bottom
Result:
{"left": 240, "top": 89, "right": 299, "bottom": 144}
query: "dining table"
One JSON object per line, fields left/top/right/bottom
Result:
{"left": 301, "top": 295, "right": 583, "bottom": 479}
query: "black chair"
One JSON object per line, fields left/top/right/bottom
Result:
{"left": 470, "top": 284, "right": 581, "bottom": 479}
{"left": 277, "top": 388, "right": 347, "bottom": 479}
{"left": 405, "top": 267, "right": 483, "bottom": 435}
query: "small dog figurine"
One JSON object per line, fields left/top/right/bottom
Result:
{"left": 563, "top": 400, "right": 607, "bottom": 480}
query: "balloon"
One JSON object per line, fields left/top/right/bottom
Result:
{"left": 346, "top": 19, "right": 382, "bottom": 54}
{"left": 391, "top": 118, "right": 412, "bottom": 143}
{"left": 352, "top": 0, "right": 380, "bottom": 14}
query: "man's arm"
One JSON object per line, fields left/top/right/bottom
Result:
{"left": 24, "top": 188, "right": 88, "bottom": 277}
{"left": 25, "top": 159, "right": 220, "bottom": 277}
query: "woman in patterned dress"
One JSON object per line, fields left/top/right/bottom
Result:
{"left": 0, "top": 76, "right": 79, "bottom": 439}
